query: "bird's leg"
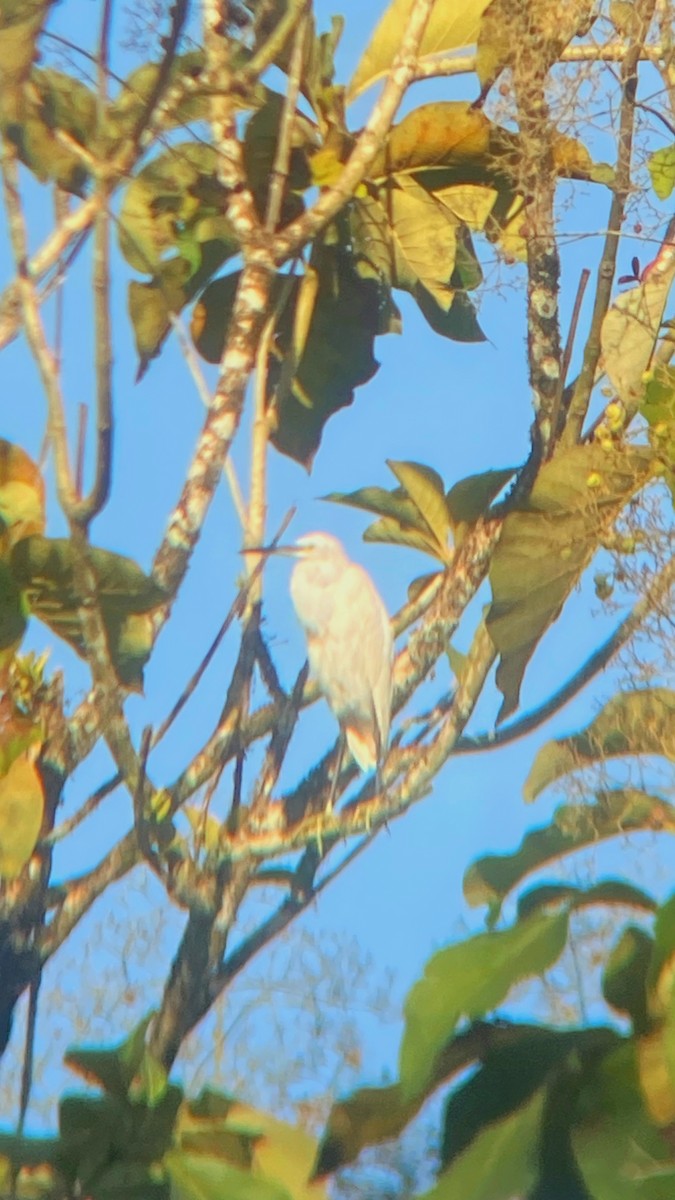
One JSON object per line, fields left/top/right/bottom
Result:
{"left": 327, "top": 734, "right": 345, "bottom": 813}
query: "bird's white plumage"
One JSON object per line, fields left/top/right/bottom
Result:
{"left": 289, "top": 533, "right": 393, "bottom": 771}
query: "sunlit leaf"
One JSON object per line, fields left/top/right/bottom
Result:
{"left": 399, "top": 910, "right": 568, "bottom": 1098}
{"left": 0, "top": 440, "right": 45, "bottom": 549}
{"left": 349, "top": 0, "right": 492, "bottom": 101}
{"left": 387, "top": 459, "right": 452, "bottom": 557}
{"left": 487, "top": 444, "right": 654, "bottom": 721}
{"left": 372, "top": 102, "right": 492, "bottom": 180}
{"left": 476, "top": 0, "right": 596, "bottom": 89}
{"left": 0, "top": 3, "right": 55, "bottom": 126}
{"left": 382, "top": 174, "right": 459, "bottom": 310}
{"left": 464, "top": 790, "right": 675, "bottom": 913}
{"left": 601, "top": 239, "right": 675, "bottom": 406}
{"left": 3, "top": 68, "right": 96, "bottom": 195}
{"left": 0, "top": 753, "right": 44, "bottom": 879}
{"left": 164, "top": 1149, "right": 291, "bottom": 1200}
{"left": 524, "top": 689, "right": 675, "bottom": 802}
{"left": 648, "top": 144, "right": 675, "bottom": 200}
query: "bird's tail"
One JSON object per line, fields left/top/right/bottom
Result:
{"left": 344, "top": 724, "right": 379, "bottom": 773}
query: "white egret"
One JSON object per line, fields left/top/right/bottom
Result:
{"left": 287, "top": 532, "right": 393, "bottom": 772}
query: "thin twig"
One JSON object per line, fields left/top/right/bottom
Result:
{"left": 562, "top": 0, "right": 658, "bottom": 446}
{"left": 264, "top": 5, "right": 308, "bottom": 233}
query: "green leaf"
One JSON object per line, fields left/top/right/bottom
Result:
{"left": 65, "top": 1017, "right": 154, "bottom": 1099}
{"left": 419, "top": 1087, "right": 547, "bottom": 1200}
{"left": 164, "top": 1150, "right": 291, "bottom": 1200}
{"left": 648, "top": 144, "right": 675, "bottom": 200}
{"left": 446, "top": 467, "right": 515, "bottom": 530}
{"left": 641, "top": 364, "right": 675, "bottom": 505}
{"left": 348, "top": 1, "right": 492, "bottom": 100}
{"left": 243, "top": 93, "right": 311, "bottom": 222}
{"left": 414, "top": 284, "right": 486, "bottom": 342}
{"left": 0, "top": 438, "right": 45, "bottom": 548}
{"left": 573, "top": 1043, "right": 675, "bottom": 1199}
{"left": 3, "top": 68, "right": 97, "bottom": 195}
{"left": 441, "top": 1027, "right": 616, "bottom": 1169}
{"left": 379, "top": 174, "right": 459, "bottom": 310}
{"left": 103, "top": 52, "right": 209, "bottom": 150}
{"left": 464, "top": 790, "right": 675, "bottom": 913}
{"left": 602, "top": 926, "right": 654, "bottom": 1034}
{"left": 0, "top": 2, "right": 54, "bottom": 126}
{"left": 524, "top": 689, "right": 675, "bottom": 802}
{"left": 399, "top": 910, "right": 568, "bottom": 1099}
{"left": 517, "top": 879, "right": 656, "bottom": 922}
{"left": 11, "top": 536, "right": 167, "bottom": 690}
{"left": 387, "top": 460, "right": 452, "bottom": 558}
{"left": 192, "top": 249, "right": 387, "bottom": 468}
{"left": 118, "top": 144, "right": 237, "bottom": 275}
{"left": 363, "top": 516, "right": 447, "bottom": 559}
{"left": 323, "top": 485, "right": 424, "bottom": 528}
{"left": 0, "top": 754, "right": 44, "bottom": 879}
{"left": 0, "top": 560, "right": 27, "bottom": 653}
{"left": 487, "top": 444, "right": 654, "bottom": 721}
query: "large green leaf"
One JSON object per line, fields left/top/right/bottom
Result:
{"left": 464, "top": 790, "right": 675, "bottom": 914}
{"left": 420, "top": 1087, "right": 546, "bottom": 1200}
{"left": 487, "top": 444, "right": 654, "bottom": 721}
{"left": 399, "top": 910, "right": 568, "bottom": 1099}
{"left": 348, "top": 0, "right": 492, "bottom": 100}
{"left": 10, "top": 536, "right": 167, "bottom": 690}
{"left": 524, "top": 689, "right": 675, "bottom": 803}
{"left": 381, "top": 174, "right": 459, "bottom": 310}
{"left": 192, "top": 249, "right": 386, "bottom": 467}
{"left": 573, "top": 1044, "right": 675, "bottom": 1199}
{"left": 440, "top": 1027, "right": 616, "bottom": 1169}
{"left": 326, "top": 463, "right": 454, "bottom": 560}
{"left": 476, "top": 0, "right": 595, "bottom": 90}
{"left": 445, "top": 466, "right": 515, "bottom": 538}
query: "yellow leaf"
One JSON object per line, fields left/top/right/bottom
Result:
{"left": 373, "top": 102, "right": 492, "bottom": 179}
{"left": 349, "top": 0, "right": 492, "bottom": 101}
{"left": 0, "top": 754, "right": 44, "bottom": 879}
{"left": 0, "top": 440, "right": 45, "bottom": 550}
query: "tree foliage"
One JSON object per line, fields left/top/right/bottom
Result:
{"left": 0, "top": 0, "right": 673, "bottom": 1196}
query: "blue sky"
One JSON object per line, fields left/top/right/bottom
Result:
{"left": 1, "top": 0, "right": 673, "bottom": 1128}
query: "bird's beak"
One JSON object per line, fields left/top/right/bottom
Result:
{"left": 240, "top": 544, "right": 299, "bottom": 557}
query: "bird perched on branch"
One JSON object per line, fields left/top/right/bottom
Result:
{"left": 287, "top": 532, "right": 393, "bottom": 773}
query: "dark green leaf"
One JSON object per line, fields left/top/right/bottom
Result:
{"left": 420, "top": 1088, "right": 546, "bottom": 1200}
{"left": 441, "top": 1027, "right": 615, "bottom": 1169}
{"left": 602, "top": 926, "right": 654, "bottom": 1033}
{"left": 517, "top": 879, "right": 656, "bottom": 921}
{"left": 399, "top": 910, "right": 568, "bottom": 1099}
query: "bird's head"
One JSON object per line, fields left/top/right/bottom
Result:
{"left": 289, "top": 531, "right": 347, "bottom": 562}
